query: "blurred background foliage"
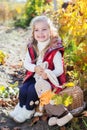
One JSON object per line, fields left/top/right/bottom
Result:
{"left": 0, "top": 0, "right": 87, "bottom": 91}
{"left": 0, "top": 0, "right": 25, "bottom": 26}
{"left": 15, "top": 0, "right": 53, "bottom": 28}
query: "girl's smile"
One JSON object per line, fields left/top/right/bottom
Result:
{"left": 34, "top": 21, "right": 51, "bottom": 42}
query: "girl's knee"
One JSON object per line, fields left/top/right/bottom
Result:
{"left": 28, "top": 85, "right": 37, "bottom": 97}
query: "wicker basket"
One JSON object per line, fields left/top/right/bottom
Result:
{"left": 59, "top": 86, "right": 84, "bottom": 111}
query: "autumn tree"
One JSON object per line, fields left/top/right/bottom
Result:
{"left": 50, "top": 0, "right": 87, "bottom": 89}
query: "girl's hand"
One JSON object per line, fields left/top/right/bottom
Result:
{"left": 34, "top": 65, "right": 44, "bottom": 75}
{"left": 41, "top": 72, "right": 48, "bottom": 79}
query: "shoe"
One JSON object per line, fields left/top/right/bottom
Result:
{"left": 13, "top": 106, "right": 35, "bottom": 123}
{"left": 48, "top": 117, "right": 57, "bottom": 126}
{"left": 57, "top": 112, "right": 73, "bottom": 126}
{"left": 9, "top": 103, "right": 22, "bottom": 119}
{"left": 48, "top": 112, "right": 73, "bottom": 127}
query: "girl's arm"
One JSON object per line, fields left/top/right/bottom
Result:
{"left": 52, "top": 51, "right": 64, "bottom": 77}
{"left": 24, "top": 51, "right": 44, "bottom": 75}
{"left": 24, "top": 51, "right": 36, "bottom": 72}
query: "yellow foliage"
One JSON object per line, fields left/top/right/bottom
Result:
{"left": 0, "top": 1, "right": 25, "bottom": 22}
{"left": 63, "top": 82, "right": 75, "bottom": 88}
{"left": 9, "top": 81, "right": 18, "bottom": 88}
{"left": 47, "top": 0, "right": 87, "bottom": 88}
{"left": 0, "top": 85, "right": 5, "bottom": 94}
{"left": 15, "top": 7, "right": 22, "bottom": 14}
{"left": 0, "top": 50, "right": 6, "bottom": 65}
{"left": 63, "top": 95, "right": 73, "bottom": 107}
{"left": 52, "top": 95, "right": 63, "bottom": 105}
{"left": 55, "top": 0, "right": 87, "bottom": 39}
{"left": 51, "top": 93, "right": 73, "bottom": 107}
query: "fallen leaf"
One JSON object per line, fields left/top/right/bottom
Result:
{"left": 60, "top": 126, "right": 66, "bottom": 130}
{"left": 40, "top": 114, "right": 48, "bottom": 121}
{"left": 82, "top": 111, "right": 87, "bottom": 117}
{"left": 12, "top": 127, "right": 21, "bottom": 130}
{"left": 29, "top": 117, "right": 39, "bottom": 126}
{"left": 0, "top": 126, "right": 10, "bottom": 130}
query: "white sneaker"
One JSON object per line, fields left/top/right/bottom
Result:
{"left": 13, "top": 106, "right": 35, "bottom": 123}
{"left": 9, "top": 103, "right": 22, "bottom": 119}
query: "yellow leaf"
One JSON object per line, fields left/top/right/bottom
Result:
{"left": 0, "top": 85, "right": 5, "bottom": 94}
{"left": 63, "top": 82, "right": 75, "bottom": 87}
{"left": 0, "top": 50, "right": 6, "bottom": 64}
{"left": 9, "top": 81, "right": 18, "bottom": 88}
{"left": 63, "top": 96, "right": 73, "bottom": 107}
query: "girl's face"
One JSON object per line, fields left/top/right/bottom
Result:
{"left": 33, "top": 21, "right": 51, "bottom": 42}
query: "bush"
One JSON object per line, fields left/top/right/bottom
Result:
{"left": 50, "top": 0, "right": 87, "bottom": 89}
{"left": 15, "top": 0, "right": 52, "bottom": 28}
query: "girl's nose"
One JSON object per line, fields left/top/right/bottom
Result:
{"left": 39, "top": 30, "right": 43, "bottom": 34}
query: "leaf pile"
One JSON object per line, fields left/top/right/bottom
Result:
{"left": 0, "top": 82, "right": 19, "bottom": 108}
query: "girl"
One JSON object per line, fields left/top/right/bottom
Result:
{"left": 9, "top": 15, "right": 66, "bottom": 123}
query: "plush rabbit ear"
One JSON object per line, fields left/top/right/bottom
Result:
{"left": 45, "top": 69, "right": 59, "bottom": 87}
{"left": 41, "top": 61, "right": 48, "bottom": 69}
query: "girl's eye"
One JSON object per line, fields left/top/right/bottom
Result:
{"left": 34, "top": 29, "right": 38, "bottom": 32}
{"left": 43, "top": 29, "right": 47, "bottom": 31}
{"left": 34, "top": 28, "right": 47, "bottom": 32}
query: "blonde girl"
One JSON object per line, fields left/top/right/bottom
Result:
{"left": 9, "top": 15, "right": 66, "bottom": 123}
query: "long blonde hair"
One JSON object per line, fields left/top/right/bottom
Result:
{"left": 29, "top": 15, "right": 58, "bottom": 56}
